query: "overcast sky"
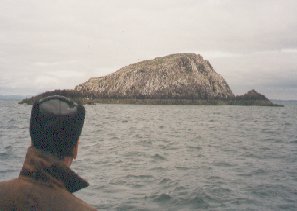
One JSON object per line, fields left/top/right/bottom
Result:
{"left": 0, "top": 0, "right": 296, "bottom": 99}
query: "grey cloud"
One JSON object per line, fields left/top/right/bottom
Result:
{"left": 0, "top": 0, "right": 297, "bottom": 99}
{"left": 210, "top": 50, "right": 297, "bottom": 99}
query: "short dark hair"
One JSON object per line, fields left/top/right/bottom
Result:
{"left": 30, "top": 95, "right": 85, "bottom": 159}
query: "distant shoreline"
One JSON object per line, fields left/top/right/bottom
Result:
{"left": 0, "top": 95, "right": 30, "bottom": 100}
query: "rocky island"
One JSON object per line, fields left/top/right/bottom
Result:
{"left": 20, "top": 53, "right": 281, "bottom": 106}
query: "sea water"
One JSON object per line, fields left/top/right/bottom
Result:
{"left": 0, "top": 99, "right": 297, "bottom": 210}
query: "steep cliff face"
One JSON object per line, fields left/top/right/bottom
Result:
{"left": 75, "top": 53, "right": 234, "bottom": 99}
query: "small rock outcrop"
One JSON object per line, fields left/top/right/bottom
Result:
{"left": 75, "top": 53, "right": 234, "bottom": 99}
{"left": 232, "top": 89, "right": 275, "bottom": 106}
{"left": 239, "top": 89, "right": 268, "bottom": 100}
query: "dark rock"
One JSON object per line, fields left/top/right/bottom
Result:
{"left": 230, "top": 89, "right": 282, "bottom": 106}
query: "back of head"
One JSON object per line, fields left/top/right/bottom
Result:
{"left": 30, "top": 95, "right": 85, "bottom": 159}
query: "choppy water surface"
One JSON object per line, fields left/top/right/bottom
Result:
{"left": 1, "top": 100, "right": 297, "bottom": 210}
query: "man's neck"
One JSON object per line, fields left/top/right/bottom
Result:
{"left": 63, "top": 157, "right": 73, "bottom": 167}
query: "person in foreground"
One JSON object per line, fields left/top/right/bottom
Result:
{"left": 0, "top": 95, "right": 96, "bottom": 210}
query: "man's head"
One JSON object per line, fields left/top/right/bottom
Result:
{"left": 30, "top": 95, "right": 85, "bottom": 160}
